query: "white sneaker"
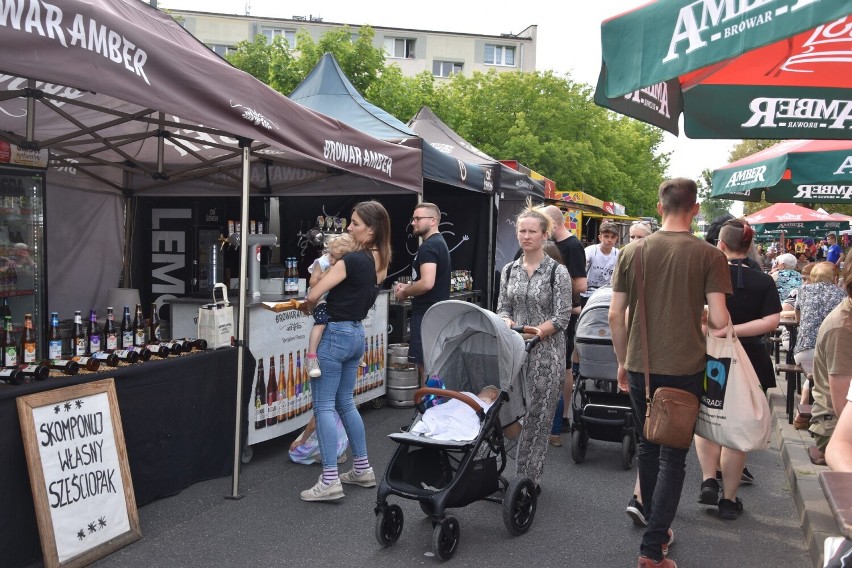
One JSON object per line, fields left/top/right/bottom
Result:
{"left": 339, "top": 467, "right": 376, "bottom": 487}
{"left": 300, "top": 476, "right": 344, "bottom": 501}
{"left": 307, "top": 357, "right": 321, "bottom": 378}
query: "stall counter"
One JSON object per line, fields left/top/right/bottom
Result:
{"left": 168, "top": 291, "right": 388, "bottom": 445}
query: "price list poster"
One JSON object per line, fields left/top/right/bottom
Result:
{"left": 17, "top": 379, "right": 140, "bottom": 568}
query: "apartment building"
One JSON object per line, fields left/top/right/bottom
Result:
{"left": 170, "top": 10, "right": 537, "bottom": 78}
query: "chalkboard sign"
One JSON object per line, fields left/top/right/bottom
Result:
{"left": 17, "top": 379, "right": 141, "bottom": 568}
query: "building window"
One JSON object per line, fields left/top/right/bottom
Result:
{"left": 484, "top": 44, "right": 515, "bottom": 66}
{"left": 261, "top": 27, "right": 296, "bottom": 47}
{"left": 384, "top": 37, "right": 415, "bottom": 59}
{"left": 209, "top": 44, "right": 235, "bottom": 57}
{"left": 433, "top": 60, "right": 463, "bottom": 77}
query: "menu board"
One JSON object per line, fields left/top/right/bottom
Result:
{"left": 16, "top": 379, "right": 141, "bottom": 568}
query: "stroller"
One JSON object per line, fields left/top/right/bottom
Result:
{"left": 571, "top": 285, "right": 637, "bottom": 470}
{"left": 374, "top": 300, "right": 538, "bottom": 561}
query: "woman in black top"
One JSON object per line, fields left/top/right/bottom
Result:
{"left": 298, "top": 201, "right": 390, "bottom": 501}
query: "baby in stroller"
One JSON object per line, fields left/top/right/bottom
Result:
{"left": 409, "top": 385, "right": 500, "bottom": 441}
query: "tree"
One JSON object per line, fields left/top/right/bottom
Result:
{"left": 698, "top": 168, "right": 733, "bottom": 221}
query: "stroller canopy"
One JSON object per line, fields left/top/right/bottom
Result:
{"left": 421, "top": 301, "right": 528, "bottom": 425}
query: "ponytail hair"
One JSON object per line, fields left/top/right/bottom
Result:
{"left": 719, "top": 218, "right": 754, "bottom": 254}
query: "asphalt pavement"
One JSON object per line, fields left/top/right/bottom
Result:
{"left": 75, "top": 392, "right": 812, "bottom": 568}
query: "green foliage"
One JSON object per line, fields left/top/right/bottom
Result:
{"left": 698, "top": 168, "right": 732, "bottom": 220}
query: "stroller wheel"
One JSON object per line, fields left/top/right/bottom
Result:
{"left": 375, "top": 504, "right": 404, "bottom": 547}
{"left": 621, "top": 433, "right": 636, "bottom": 470}
{"left": 571, "top": 429, "right": 589, "bottom": 464}
{"left": 502, "top": 476, "right": 537, "bottom": 535}
{"left": 432, "top": 515, "right": 460, "bottom": 561}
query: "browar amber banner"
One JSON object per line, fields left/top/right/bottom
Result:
{"left": 711, "top": 140, "right": 852, "bottom": 203}
{"left": 594, "top": 0, "right": 852, "bottom": 139}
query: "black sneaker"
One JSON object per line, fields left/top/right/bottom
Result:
{"left": 699, "top": 478, "right": 721, "bottom": 505}
{"left": 740, "top": 467, "right": 755, "bottom": 485}
{"left": 626, "top": 496, "right": 648, "bottom": 527}
{"left": 718, "top": 497, "right": 744, "bottom": 520}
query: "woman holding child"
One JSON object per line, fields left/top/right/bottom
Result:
{"left": 298, "top": 200, "right": 390, "bottom": 502}
{"left": 496, "top": 205, "right": 571, "bottom": 491}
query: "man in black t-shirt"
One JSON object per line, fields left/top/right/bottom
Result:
{"left": 395, "top": 203, "right": 451, "bottom": 386}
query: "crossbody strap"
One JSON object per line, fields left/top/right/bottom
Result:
{"left": 634, "top": 240, "right": 652, "bottom": 414}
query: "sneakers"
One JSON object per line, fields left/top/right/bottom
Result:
{"left": 339, "top": 467, "right": 376, "bottom": 487}
{"left": 718, "top": 497, "right": 744, "bottom": 520}
{"left": 548, "top": 434, "right": 563, "bottom": 447}
{"left": 300, "top": 476, "right": 343, "bottom": 502}
{"left": 626, "top": 496, "right": 648, "bottom": 527}
{"left": 699, "top": 478, "right": 721, "bottom": 505}
{"left": 306, "top": 356, "right": 321, "bottom": 378}
{"left": 638, "top": 557, "right": 677, "bottom": 567}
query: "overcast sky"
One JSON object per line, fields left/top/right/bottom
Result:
{"left": 163, "top": 0, "right": 738, "bottom": 200}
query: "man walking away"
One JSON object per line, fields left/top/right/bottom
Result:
{"left": 609, "top": 178, "right": 731, "bottom": 568}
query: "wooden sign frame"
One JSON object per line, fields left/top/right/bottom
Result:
{"left": 17, "top": 378, "right": 141, "bottom": 568}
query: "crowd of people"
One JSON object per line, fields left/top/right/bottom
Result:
{"left": 287, "top": 188, "right": 851, "bottom": 568}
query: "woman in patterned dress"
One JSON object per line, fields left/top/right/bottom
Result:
{"left": 496, "top": 205, "right": 571, "bottom": 491}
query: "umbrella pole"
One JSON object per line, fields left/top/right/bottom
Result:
{"left": 228, "top": 142, "right": 252, "bottom": 500}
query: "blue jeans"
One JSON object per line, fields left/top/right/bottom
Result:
{"left": 313, "top": 321, "right": 367, "bottom": 469}
{"left": 628, "top": 369, "right": 703, "bottom": 562}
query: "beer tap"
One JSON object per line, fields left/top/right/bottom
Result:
{"left": 227, "top": 231, "right": 278, "bottom": 297}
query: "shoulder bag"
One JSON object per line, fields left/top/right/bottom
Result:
{"left": 634, "top": 240, "right": 700, "bottom": 449}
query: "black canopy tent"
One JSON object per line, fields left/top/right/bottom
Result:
{"left": 286, "top": 54, "right": 494, "bottom": 291}
{"left": 0, "top": 2, "right": 422, "bottom": 565}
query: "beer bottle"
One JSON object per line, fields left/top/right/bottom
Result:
{"left": 42, "top": 358, "right": 79, "bottom": 375}
{"left": 266, "top": 356, "right": 277, "bottom": 426}
{"left": 20, "top": 313, "right": 37, "bottom": 364}
{"left": 286, "top": 352, "right": 295, "bottom": 419}
{"left": 47, "top": 312, "right": 62, "bottom": 360}
{"left": 17, "top": 362, "right": 49, "bottom": 380}
{"left": 294, "top": 350, "right": 302, "bottom": 416}
{"left": 176, "top": 338, "right": 194, "bottom": 352}
{"left": 133, "top": 304, "right": 145, "bottom": 347}
{"left": 163, "top": 339, "right": 183, "bottom": 355}
{"left": 120, "top": 306, "right": 133, "bottom": 348}
{"left": 301, "top": 348, "right": 309, "bottom": 413}
{"left": 127, "top": 345, "right": 152, "bottom": 361}
{"left": 0, "top": 366, "right": 23, "bottom": 385}
{"left": 91, "top": 350, "right": 119, "bottom": 367}
{"left": 3, "top": 315, "right": 17, "bottom": 367}
{"left": 106, "top": 348, "right": 140, "bottom": 364}
{"left": 277, "top": 353, "right": 286, "bottom": 423}
{"left": 254, "top": 358, "right": 266, "bottom": 429}
{"left": 146, "top": 343, "right": 170, "bottom": 358}
{"left": 103, "top": 307, "right": 119, "bottom": 350}
{"left": 72, "top": 310, "right": 85, "bottom": 357}
{"left": 149, "top": 302, "right": 161, "bottom": 343}
{"left": 71, "top": 355, "right": 100, "bottom": 372}
{"left": 0, "top": 296, "right": 11, "bottom": 321}
{"left": 304, "top": 349, "right": 312, "bottom": 411}
{"left": 87, "top": 309, "right": 101, "bottom": 355}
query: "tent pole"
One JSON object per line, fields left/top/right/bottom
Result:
{"left": 487, "top": 192, "right": 496, "bottom": 310}
{"left": 229, "top": 141, "right": 252, "bottom": 499}
{"left": 26, "top": 80, "right": 36, "bottom": 143}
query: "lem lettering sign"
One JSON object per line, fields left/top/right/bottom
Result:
{"left": 17, "top": 379, "right": 140, "bottom": 567}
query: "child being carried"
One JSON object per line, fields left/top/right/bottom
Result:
{"left": 305, "top": 233, "right": 359, "bottom": 378}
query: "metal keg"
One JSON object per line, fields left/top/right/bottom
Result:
{"left": 386, "top": 365, "right": 419, "bottom": 408}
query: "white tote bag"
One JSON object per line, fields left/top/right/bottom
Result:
{"left": 197, "top": 283, "right": 234, "bottom": 350}
{"left": 696, "top": 324, "right": 771, "bottom": 452}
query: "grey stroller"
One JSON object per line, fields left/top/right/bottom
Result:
{"left": 571, "top": 285, "right": 637, "bottom": 469}
{"left": 375, "top": 300, "right": 539, "bottom": 561}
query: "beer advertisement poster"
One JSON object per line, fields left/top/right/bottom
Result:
{"left": 17, "top": 379, "right": 141, "bottom": 568}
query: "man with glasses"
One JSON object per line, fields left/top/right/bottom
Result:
{"left": 395, "top": 203, "right": 451, "bottom": 386}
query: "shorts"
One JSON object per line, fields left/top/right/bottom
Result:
{"left": 408, "top": 311, "right": 425, "bottom": 366}
{"left": 565, "top": 313, "right": 579, "bottom": 368}
{"left": 313, "top": 303, "right": 329, "bottom": 326}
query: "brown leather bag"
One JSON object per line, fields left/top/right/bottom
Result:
{"left": 634, "top": 240, "right": 699, "bottom": 449}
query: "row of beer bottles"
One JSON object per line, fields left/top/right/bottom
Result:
{"left": 66, "top": 304, "right": 162, "bottom": 358}
{"left": 255, "top": 351, "right": 313, "bottom": 429}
